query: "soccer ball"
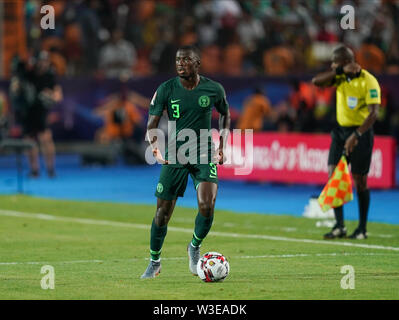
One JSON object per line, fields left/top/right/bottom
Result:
{"left": 197, "top": 252, "right": 230, "bottom": 282}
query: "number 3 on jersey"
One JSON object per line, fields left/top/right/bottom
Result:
{"left": 209, "top": 163, "right": 217, "bottom": 178}
{"left": 171, "top": 104, "right": 180, "bottom": 118}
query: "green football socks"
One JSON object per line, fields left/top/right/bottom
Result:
{"left": 150, "top": 219, "right": 167, "bottom": 261}
{"left": 191, "top": 212, "right": 214, "bottom": 248}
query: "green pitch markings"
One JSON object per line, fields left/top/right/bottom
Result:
{"left": 1, "top": 209, "right": 398, "bottom": 252}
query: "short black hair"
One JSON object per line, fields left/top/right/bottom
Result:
{"left": 177, "top": 45, "right": 201, "bottom": 61}
{"left": 333, "top": 45, "right": 354, "bottom": 62}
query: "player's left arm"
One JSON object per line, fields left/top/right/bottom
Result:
{"left": 215, "top": 84, "right": 231, "bottom": 165}
{"left": 344, "top": 104, "right": 379, "bottom": 155}
{"left": 147, "top": 85, "right": 168, "bottom": 164}
{"left": 217, "top": 109, "right": 231, "bottom": 164}
{"left": 146, "top": 114, "right": 168, "bottom": 164}
{"left": 356, "top": 104, "right": 380, "bottom": 136}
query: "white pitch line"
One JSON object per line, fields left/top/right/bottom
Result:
{"left": 0, "top": 252, "right": 392, "bottom": 267}
{"left": 1, "top": 209, "right": 399, "bottom": 252}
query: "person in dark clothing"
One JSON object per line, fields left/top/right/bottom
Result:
{"left": 11, "top": 52, "right": 63, "bottom": 177}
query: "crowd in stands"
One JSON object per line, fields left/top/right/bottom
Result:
{"left": 2, "top": 0, "right": 397, "bottom": 146}
{"left": 25, "top": 0, "right": 399, "bottom": 78}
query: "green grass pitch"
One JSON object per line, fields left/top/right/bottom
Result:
{"left": 0, "top": 195, "right": 398, "bottom": 300}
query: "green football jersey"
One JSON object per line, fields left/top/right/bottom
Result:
{"left": 149, "top": 76, "right": 229, "bottom": 166}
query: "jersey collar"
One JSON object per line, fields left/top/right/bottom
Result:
{"left": 176, "top": 75, "right": 202, "bottom": 91}
{"left": 346, "top": 69, "right": 362, "bottom": 82}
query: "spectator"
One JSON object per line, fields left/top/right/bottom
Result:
{"left": 150, "top": 28, "right": 177, "bottom": 75}
{"left": 78, "top": 0, "right": 103, "bottom": 74}
{"left": 95, "top": 86, "right": 145, "bottom": 164}
{"left": 237, "top": 8, "right": 265, "bottom": 52}
{"left": 200, "top": 45, "right": 222, "bottom": 75}
{"left": 341, "top": 0, "right": 378, "bottom": 50}
{"left": 290, "top": 80, "right": 315, "bottom": 132}
{"left": 133, "top": 51, "right": 153, "bottom": 77}
{"left": 179, "top": 16, "right": 198, "bottom": 46}
{"left": 222, "top": 36, "right": 245, "bottom": 76}
{"left": 263, "top": 45, "right": 295, "bottom": 75}
{"left": 275, "top": 100, "right": 296, "bottom": 132}
{"left": 215, "top": 0, "right": 242, "bottom": 47}
{"left": 6, "top": 0, "right": 399, "bottom": 78}
{"left": 386, "top": 34, "right": 399, "bottom": 74}
{"left": 197, "top": 13, "right": 218, "bottom": 47}
{"left": 356, "top": 41, "right": 386, "bottom": 74}
{"left": 99, "top": 28, "right": 137, "bottom": 79}
{"left": 313, "top": 86, "right": 335, "bottom": 133}
{"left": 213, "top": 0, "right": 242, "bottom": 22}
{"left": 63, "top": 23, "right": 83, "bottom": 75}
{"left": 194, "top": 0, "right": 214, "bottom": 21}
{"left": 315, "top": 17, "right": 338, "bottom": 43}
{"left": 237, "top": 87, "right": 273, "bottom": 132}
{"left": 95, "top": 88, "right": 142, "bottom": 144}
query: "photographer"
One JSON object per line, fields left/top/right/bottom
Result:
{"left": 14, "top": 51, "right": 63, "bottom": 177}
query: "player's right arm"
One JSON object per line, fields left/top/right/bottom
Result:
{"left": 146, "top": 114, "right": 168, "bottom": 164}
{"left": 311, "top": 69, "right": 336, "bottom": 87}
{"left": 312, "top": 63, "right": 361, "bottom": 87}
{"left": 146, "top": 85, "right": 168, "bottom": 164}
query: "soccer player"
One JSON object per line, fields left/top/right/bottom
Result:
{"left": 141, "top": 45, "right": 230, "bottom": 278}
{"left": 312, "top": 45, "right": 380, "bottom": 239}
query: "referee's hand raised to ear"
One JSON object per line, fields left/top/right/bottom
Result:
{"left": 343, "top": 62, "right": 361, "bottom": 75}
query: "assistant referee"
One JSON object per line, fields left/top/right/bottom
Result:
{"left": 312, "top": 45, "right": 381, "bottom": 240}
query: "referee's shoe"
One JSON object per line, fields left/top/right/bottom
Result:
{"left": 324, "top": 224, "right": 347, "bottom": 239}
{"left": 348, "top": 228, "right": 368, "bottom": 240}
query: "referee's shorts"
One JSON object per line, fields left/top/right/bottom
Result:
{"left": 328, "top": 125, "right": 374, "bottom": 175}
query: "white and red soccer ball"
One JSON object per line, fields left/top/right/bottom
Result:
{"left": 197, "top": 252, "right": 230, "bottom": 282}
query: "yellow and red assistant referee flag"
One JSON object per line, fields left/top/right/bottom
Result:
{"left": 318, "top": 156, "right": 353, "bottom": 212}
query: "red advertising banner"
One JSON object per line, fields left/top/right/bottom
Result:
{"left": 216, "top": 132, "right": 396, "bottom": 189}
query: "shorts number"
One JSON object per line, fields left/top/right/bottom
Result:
{"left": 171, "top": 104, "right": 180, "bottom": 118}
{"left": 209, "top": 163, "right": 217, "bottom": 178}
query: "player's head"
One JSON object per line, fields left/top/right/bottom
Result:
{"left": 176, "top": 45, "right": 201, "bottom": 79}
{"left": 331, "top": 45, "right": 355, "bottom": 69}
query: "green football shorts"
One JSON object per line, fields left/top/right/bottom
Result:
{"left": 155, "top": 163, "right": 219, "bottom": 200}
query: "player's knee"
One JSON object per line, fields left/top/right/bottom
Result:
{"left": 154, "top": 208, "right": 171, "bottom": 226}
{"left": 198, "top": 200, "right": 214, "bottom": 217}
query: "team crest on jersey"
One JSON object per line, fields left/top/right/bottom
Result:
{"left": 156, "top": 183, "right": 163, "bottom": 193}
{"left": 198, "top": 95, "right": 210, "bottom": 107}
{"left": 347, "top": 96, "right": 358, "bottom": 109}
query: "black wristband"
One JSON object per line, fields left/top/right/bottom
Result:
{"left": 335, "top": 66, "right": 344, "bottom": 75}
{"left": 354, "top": 130, "right": 362, "bottom": 139}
